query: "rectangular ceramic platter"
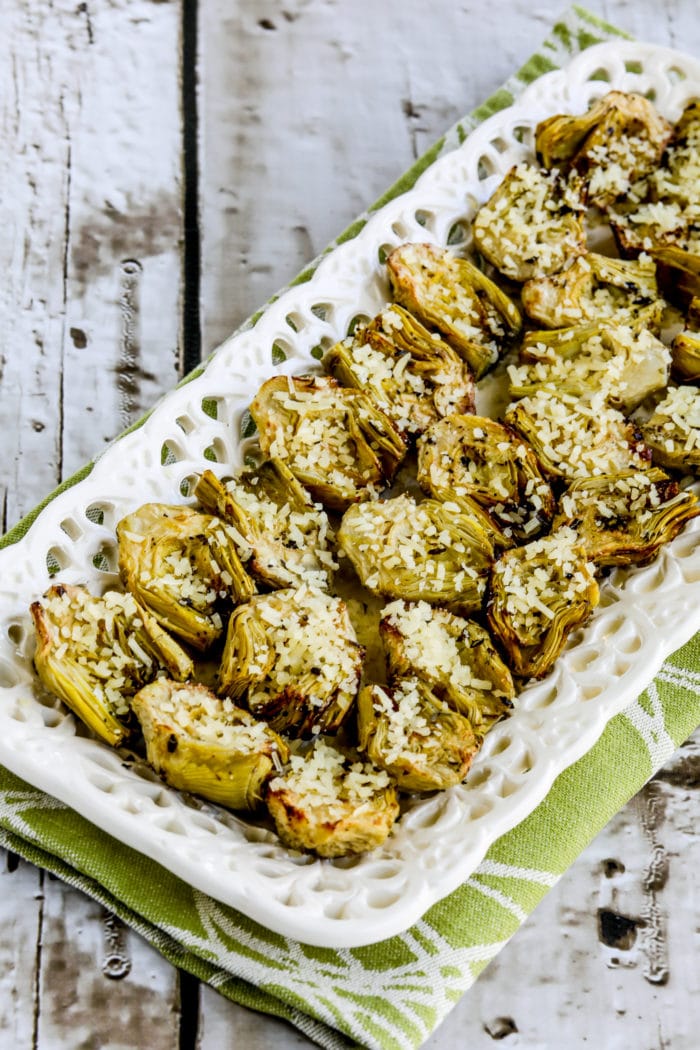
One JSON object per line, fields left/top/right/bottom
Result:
{"left": 0, "top": 40, "right": 699, "bottom": 948}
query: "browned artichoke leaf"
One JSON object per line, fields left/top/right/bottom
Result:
{"left": 521, "top": 252, "right": 664, "bottom": 333}
{"left": 487, "top": 527, "right": 599, "bottom": 679}
{"left": 31, "top": 584, "right": 193, "bottom": 747}
{"left": 671, "top": 330, "right": 700, "bottom": 383}
{"left": 505, "top": 391, "right": 652, "bottom": 481}
{"left": 323, "top": 304, "right": 475, "bottom": 435}
{"left": 535, "top": 90, "right": 673, "bottom": 207}
{"left": 379, "top": 599, "right": 514, "bottom": 734}
{"left": 131, "top": 679, "right": 288, "bottom": 811}
{"left": 641, "top": 385, "right": 700, "bottom": 471}
{"left": 651, "top": 246, "right": 700, "bottom": 311}
{"left": 509, "top": 324, "right": 670, "bottom": 412}
{"left": 609, "top": 100, "right": 700, "bottom": 256}
{"left": 472, "top": 163, "right": 586, "bottom": 282}
{"left": 219, "top": 585, "right": 364, "bottom": 738}
{"left": 194, "top": 464, "right": 336, "bottom": 591}
{"left": 338, "top": 494, "right": 493, "bottom": 615}
{"left": 357, "top": 677, "right": 479, "bottom": 792}
{"left": 249, "top": 375, "right": 406, "bottom": 511}
{"left": 117, "top": 503, "right": 254, "bottom": 651}
{"left": 265, "top": 738, "right": 399, "bottom": 857}
{"left": 386, "top": 242, "right": 521, "bottom": 378}
{"left": 554, "top": 469, "right": 699, "bottom": 566}
{"left": 417, "top": 415, "right": 555, "bottom": 543}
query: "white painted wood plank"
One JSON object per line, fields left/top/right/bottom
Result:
{"left": 0, "top": 0, "right": 186, "bottom": 1045}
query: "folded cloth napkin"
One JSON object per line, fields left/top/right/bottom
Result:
{"left": 2, "top": 7, "right": 697, "bottom": 1049}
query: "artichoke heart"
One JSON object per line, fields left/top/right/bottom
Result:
{"left": 641, "top": 385, "right": 700, "bottom": 471}
{"left": 266, "top": 738, "right": 399, "bottom": 857}
{"left": 472, "top": 163, "right": 586, "bottom": 282}
{"left": 554, "top": 469, "right": 700, "bottom": 567}
{"left": 357, "top": 677, "right": 479, "bottom": 792}
{"left": 219, "top": 585, "right": 364, "bottom": 738}
{"left": 609, "top": 100, "right": 700, "bottom": 255}
{"left": 338, "top": 494, "right": 493, "bottom": 615}
{"left": 249, "top": 375, "right": 406, "bottom": 511}
{"left": 31, "top": 585, "right": 193, "bottom": 747}
{"left": 671, "top": 330, "right": 700, "bottom": 384}
{"left": 535, "top": 90, "right": 673, "bottom": 207}
{"left": 386, "top": 242, "right": 521, "bottom": 378}
{"left": 323, "top": 304, "right": 475, "bottom": 435}
{"left": 650, "top": 246, "right": 700, "bottom": 312}
{"left": 131, "top": 679, "right": 287, "bottom": 810}
{"left": 379, "top": 600, "right": 514, "bottom": 734}
{"left": 505, "top": 391, "right": 651, "bottom": 481}
{"left": 521, "top": 252, "right": 665, "bottom": 333}
{"left": 194, "top": 464, "right": 336, "bottom": 591}
{"left": 117, "top": 504, "right": 255, "bottom": 651}
{"left": 510, "top": 324, "right": 670, "bottom": 412}
{"left": 487, "top": 527, "right": 599, "bottom": 679}
{"left": 417, "top": 415, "right": 555, "bottom": 542}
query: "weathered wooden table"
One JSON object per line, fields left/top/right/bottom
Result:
{"left": 1, "top": 2, "right": 698, "bottom": 1046}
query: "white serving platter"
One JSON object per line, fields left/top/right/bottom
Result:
{"left": 1, "top": 40, "right": 699, "bottom": 948}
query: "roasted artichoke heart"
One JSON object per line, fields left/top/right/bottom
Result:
{"left": 487, "top": 527, "right": 599, "bottom": 679}
{"left": 641, "top": 385, "right": 700, "bottom": 471}
{"left": 521, "top": 252, "right": 665, "bottom": 332}
{"left": 323, "top": 304, "right": 475, "bottom": 435}
{"left": 131, "top": 679, "right": 287, "bottom": 810}
{"left": 357, "top": 677, "right": 478, "bottom": 792}
{"left": 609, "top": 100, "right": 700, "bottom": 255}
{"left": 219, "top": 585, "right": 364, "bottom": 738}
{"left": 535, "top": 90, "right": 673, "bottom": 207}
{"left": 386, "top": 242, "right": 521, "bottom": 378}
{"left": 553, "top": 469, "right": 700, "bottom": 567}
{"left": 505, "top": 391, "right": 651, "bottom": 481}
{"left": 510, "top": 324, "right": 670, "bottom": 412}
{"left": 31, "top": 585, "right": 193, "bottom": 746}
{"left": 417, "top": 415, "right": 555, "bottom": 542}
{"left": 194, "top": 464, "right": 336, "bottom": 591}
{"left": 338, "top": 494, "right": 494, "bottom": 615}
{"left": 671, "top": 330, "right": 700, "bottom": 383}
{"left": 472, "top": 162, "right": 586, "bottom": 282}
{"left": 650, "top": 246, "right": 700, "bottom": 311}
{"left": 266, "top": 738, "right": 399, "bottom": 857}
{"left": 117, "top": 503, "right": 254, "bottom": 651}
{"left": 379, "top": 600, "right": 514, "bottom": 733}
{"left": 249, "top": 374, "right": 406, "bottom": 511}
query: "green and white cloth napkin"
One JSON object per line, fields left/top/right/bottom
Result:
{"left": 2, "top": 8, "right": 697, "bottom": 1049}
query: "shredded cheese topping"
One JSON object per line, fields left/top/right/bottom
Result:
{"left": 269, "top": 739, "right": 391, "bottom": 820}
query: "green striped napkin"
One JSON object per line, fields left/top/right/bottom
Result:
{"left": 2, "top": 8, "right": 697, "bottom": 1049}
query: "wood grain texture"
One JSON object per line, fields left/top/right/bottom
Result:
{"left": 1, "top": 0, "right": 699, "bottom": 1047}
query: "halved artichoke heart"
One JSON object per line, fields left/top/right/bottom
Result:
{"left": 338, "top": 494, "right": 493, "bottom": 615}
{"left": 219, "top": 585, "right": 364, "bottom": 738}
{"left": 472, "top": 163, "right": 586, "bottom": 282}
{"left": 386, "top": 242, "right": 521, "bottom": 378}
{"left": 379, "top": 600, "right": 514, "bottom": 734}
{"left": 417, "top": 415, "right": 555, "bottom": 543}
{"left": 641, "top": 385, "right": 700, "bottom": 471}
{"left": 249, "top": 375, "right": 406, "bottom": 511}
{"left": 609, "top": 101, "right": 700, "bottom": 256}
{"left": 510, "top": 324, "right": 670, "bottom": 412}
{"left": 357, "top": 677, "right": 478, "bottom": 792}
{"left": 31, "top": 585, "right": 193, "bottom": 746}
{"left": 266, "top": 738, "right": 399, "bottom": 857}
{"left": 535, "top": 90, "right": 673, "bottom": 207}
{"left": 487, "top": 527, "right": 600, "bottom": 679}
{"left": 194, "top": 463, "right": 336, "bottom": 591}
{"left": 323, "top": 304, "right": 475, "bottom": 435}
{"left": 650, "top": 246, "right": 700, "bottom": 313}
{"left": 521, "top": 253, "right": 665, "bottom": 333}
{"left": 554, "top": 469, "right": 700, "bottom": 567}
{"left": 131, "top": 679, "right": 288, "bottom": 810}
{"left": 505, "top": 391, "right": 652, "bottom": 481}
{"left": 671, "top": 330, "right": 700, "bottom": 383}
{"left": 117, "top": 504, "right": 255, "bottom": 651}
